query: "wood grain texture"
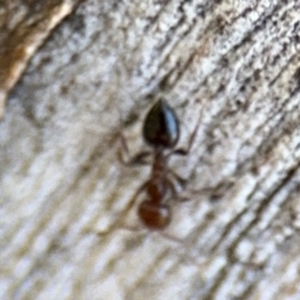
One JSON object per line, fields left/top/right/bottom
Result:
{"left": 0, "top": 0, "right": 82, "bottom": 118}
{"left": 1, "top": 1, "right": 300, "bottom": 299}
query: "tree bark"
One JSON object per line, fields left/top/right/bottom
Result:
{"left": 0, "top": 0, "right": 81, "bottom": 118}
{"left": 1, "top": 1, "right": 300, "bottom": 299}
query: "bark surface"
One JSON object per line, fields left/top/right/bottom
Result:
{"left": 0, "top": 0, "right": 81, "bottom": 118}
{"left": 1, "top": 1, "right": 300, "bottom": 299}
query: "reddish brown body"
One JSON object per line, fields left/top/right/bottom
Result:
{"left": 138, "top": 151, "right": 171, "bottom": 230}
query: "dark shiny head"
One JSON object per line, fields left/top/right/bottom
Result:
{"left": 143, "top": 99, "right": 180, "bottom": 149}
{"left": 138, "top": 200, "right": 171, "bottom": 230}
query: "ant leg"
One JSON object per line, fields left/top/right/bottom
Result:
{"left": 167, "top": 171, "right": 212, "bottom": 203}
{"left": 170, "top": 109, "right": 202, "bottom": 157}
{"left": 128, "top": 151, "right": 152, "bottom": 166}
{"left": 96, "top": 181, "right": 149, "bottom": 236}
{"left": 117, "top": 131, "right": 151, "bottom": 166}
{"left": 168, "top": 169, "right": 188, "bottom": 189}
{"left": 166, "top": 176, "right": 191, "bottom": 203}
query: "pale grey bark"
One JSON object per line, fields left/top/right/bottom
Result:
{"left": 0, "top": 0, "right": 81, "bottom": 118}
{"left": 1, "top": 1, "right": 300, "bottom": 299}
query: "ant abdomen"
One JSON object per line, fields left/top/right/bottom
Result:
{"left": 138, "top": 200, "right": 171, "bottom": 230}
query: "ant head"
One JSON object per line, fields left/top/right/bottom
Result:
{"left": 138, "top": 200, "right": 171, "bottom": 230}
{"left": 143, "top": 99, "right": 180, "bottom": 149}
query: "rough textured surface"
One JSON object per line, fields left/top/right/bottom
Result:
{"left": 1, "top": 0, "right": 300, "bottom": 299}
{"left": 0, "top": 0, "right": 81, "bottom": 118}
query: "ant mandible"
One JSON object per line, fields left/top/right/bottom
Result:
{"left": 118, "top": 99, "right": 201, "bottom": 231}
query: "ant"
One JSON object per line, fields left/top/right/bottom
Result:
{"left": 118, "top": 99, "right": 201, "bottom": 231}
